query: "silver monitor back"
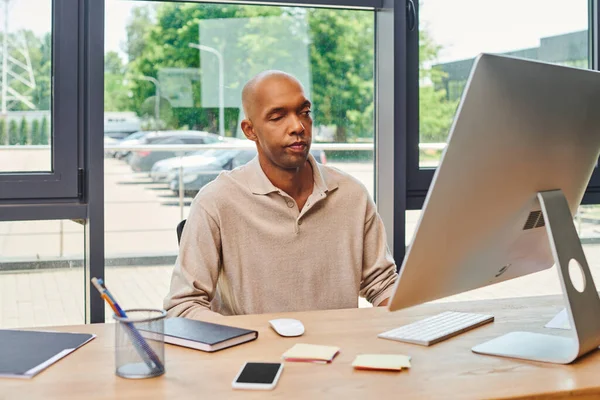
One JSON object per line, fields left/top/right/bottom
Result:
{"left": 389, "top": 53, "right": 600, "bottom": 312}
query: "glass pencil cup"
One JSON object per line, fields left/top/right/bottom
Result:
{"left": 113, "top": 308, "right": 167, "bottom": 379}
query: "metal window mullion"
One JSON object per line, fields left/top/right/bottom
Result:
{"left": 84, "top": 0, "right": 105, "bottom": 324}
{"left": 593, "top": 0, "right": 599, "bottom": 70}
{"left": 375, "top": 0, "right": 409, "bottom": 262}
{"left": 144, "top": 0, "right": 382, "bottom": 9}
{"left": 375, "top": 0, "right": 396, "bottom": 255}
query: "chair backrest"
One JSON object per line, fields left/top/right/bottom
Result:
{"left": 176, "top": 219, "right": 187, "bottom": 245}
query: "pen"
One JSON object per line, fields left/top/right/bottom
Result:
{"left": 91, "top": 277, "right": 164, "bottom": 373}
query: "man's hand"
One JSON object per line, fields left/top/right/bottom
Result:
{"left": 378, "top": 298, "right": 390, "bottom": 307}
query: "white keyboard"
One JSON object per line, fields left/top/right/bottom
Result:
{"left": 378, "top": 311, "right": 494, "bottom": 346}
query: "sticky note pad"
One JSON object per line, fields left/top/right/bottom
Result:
{"left": 352, "top": 354, "right": 412, "bottom": 371}
{"left": 282, "top": 343, "right": 340, "bottom": 363}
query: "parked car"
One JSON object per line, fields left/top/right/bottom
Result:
{"left": 168, "top": 149, "right": 254, "bottom": 196}
{"left": 109, "top": 131, "right": 152, "bottom": 159}
{"left": 169, "top": 148, "right": 327, "bottom": 197}
{"left": 151, "top": 149, "right": 223, "bottom": 183}
{"left": 128, "top": 131, "right": 223, "bottom": 172}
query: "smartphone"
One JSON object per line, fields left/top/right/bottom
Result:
{"left": 231, "top": 362, "right": 283, "bottom": 390}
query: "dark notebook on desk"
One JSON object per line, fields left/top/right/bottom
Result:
{"left": 159, "top": 317, "right": 258, "bottom": 352}
{"left": 0, "top": 330, "right": 95, "bottom": 378}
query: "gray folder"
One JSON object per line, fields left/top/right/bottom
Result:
{"left": 0, "top": 330, "right": 95, "bottom": 378}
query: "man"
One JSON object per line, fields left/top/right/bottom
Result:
{"left": 164, "top": 71, "right": 397, "bottom": 320}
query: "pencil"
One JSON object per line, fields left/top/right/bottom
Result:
{"left": 91, "top": 278, "right": 164, "bottom": 373}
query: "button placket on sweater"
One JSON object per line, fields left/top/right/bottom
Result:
{"left": 296, "top": 191, "right": 327, "bottom": 232}
{"left": 278, "top": 192, "right": 300, "bottom": 233}
{"left": 278, "top": 190, "right": 327, "bottom": 234}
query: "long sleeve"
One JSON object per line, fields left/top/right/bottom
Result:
{"left": 164, "top": 199, "right": 223, "bottom": 320}
{"left": 359, "top": 200, "right": 398, "bottom": 306}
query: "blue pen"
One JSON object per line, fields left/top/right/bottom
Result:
{"left": 91, "top": 278, "right": 164, "bottom": 373}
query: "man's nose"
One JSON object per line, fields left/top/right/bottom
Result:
{"left": 288, "top": 114, "right": 305, "bottom": 136}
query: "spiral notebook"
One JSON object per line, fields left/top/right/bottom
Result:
{"left": 0, "top": 330, "right": 95, "bottom": 379}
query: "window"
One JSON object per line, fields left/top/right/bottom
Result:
{"left": 103, "top": 0, "right": 376, "bottom": 312}
{"left": 0, "top": 0, "right": 80, "bottom": 200}
{"left": 404, "top": 0, "right": 600, "bottom": 303}
{"left": 0, "top": 220, "right": 85, "bottom": 328}
{"left": 413, "top": 0, "right": 590, "bottom": 173}
{"left": 0, "top": 1, "right": 52, "bottom": 173}
{"left": 405, "top": 0, "right": 594, "bottom": 209}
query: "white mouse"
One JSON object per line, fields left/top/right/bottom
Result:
{"left": 268, "top": 318, "right": 305, "bottom": 337}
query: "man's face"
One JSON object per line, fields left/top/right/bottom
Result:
{"left": 246, "top": 77, "right": 312, "bottom": 170}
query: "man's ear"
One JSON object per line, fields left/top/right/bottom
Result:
{"left": 241, "top": 119, "right": 257, "bottom": 142}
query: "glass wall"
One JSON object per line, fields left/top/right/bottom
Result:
{"left": 104, "top": 0, "right": 376, "bottom": 317}
{"left": 0, "top": 220, "right": 84, "bottom": 328}
{"left": 418, "top": 0, "right": 589, "bottom": 168}
{"left": 0, "top": 0, "right": 52, "bottom": 173}
{"left": 407, "top": 0, "right": 597, "bottom": 304}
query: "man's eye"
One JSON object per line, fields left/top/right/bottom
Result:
{"left": 302, "top": 110, "right": 311, "bottom": 116}
{"left": 270, "top": 116, "right": 283, "bottom": 121}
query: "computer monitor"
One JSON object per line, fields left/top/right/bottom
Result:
{"left": 387, "top": 53, "right": 600, "bottom": 364}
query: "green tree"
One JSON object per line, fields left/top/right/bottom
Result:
{"left": 123, "top": 5, "right": 155, "bottom": 62}
{"left": 127, "top": 4, "right": 280, "bottom": 133}
{"left": 124, "top": 4, "right": 455, "bottom": 143}
{"left": 19, "top": 117, "right": 29, "bottom": 145}
{"left": 105, "top": 51, "right": 124, "bottom": 75}
{"left": 29, "top": 31, "right": 52, "bottom": 111}
{"left": 31, "top": 119, "right": 40, "bottom": 145}
{"left": 129, "top": 5, "right": 377, "bottom": 141}
{"left": 308, "top": 9, "right": 374, "bottom": 142}
{"left": 0, "top": 119, "right": 5, "bottom": 145}
{"left": 104, "top": 51, "right": 131, "bottom": 111}
{"left": 1, "top": 31, "right": 52, "bottom": 112}
{"left": 419, "top": 30, "right": 458, "bottom": 142}
{"left": 8, "top": 120, "right": 18, "bottom": 145}
{"left": 40, "top": 116, "right": 49, "bottom": 145}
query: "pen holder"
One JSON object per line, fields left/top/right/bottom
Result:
{"left": 113, "top": 308, "right": 167, "bottom": 379}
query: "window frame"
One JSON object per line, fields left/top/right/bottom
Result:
{"left": 0, "top": 0, "right": 81, "bottom": 201}
{"left": 142, "top": 0, "right": 383, "bottom": 8}
{"left": 68, "top": 0, "right": 397, "bottom": 324}
{"left": 2, "top": 0, "right": 595, "bottom": 325}
{"left": 405, "top": 0, "right": 600, "bottom": 209}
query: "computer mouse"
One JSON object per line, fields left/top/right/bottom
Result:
{"left": 268, "top": 318, "right": 305, "bottom": 337}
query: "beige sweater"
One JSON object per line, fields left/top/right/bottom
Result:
{"left": 164, "top": 155, "right": 398, "bottom": 318}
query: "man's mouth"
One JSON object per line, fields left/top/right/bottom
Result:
{"left": 287, "top": 142, "right": 307, "bottom": 151}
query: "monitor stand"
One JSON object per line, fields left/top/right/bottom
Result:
{"left": 472, "top": 189, "right": 600, "bottom": 364}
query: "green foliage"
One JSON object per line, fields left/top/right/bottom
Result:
{"left": 109, "top": 3, "right": 456, "bottom": 144}
{"left": 104, "top": 51, "right": 132, "bottom": 111}
{"left": 40, "top": 116, "right": 49, "bottom": 145}
{"left": 419, "top": 85, "right": 458, "bottom": 142}
{"left": 0, "top": 5, "right": 457, "bottom": 148}
{"left": 2, "top": 31, "right": 51, "bottom": 112}
{"left": 123, "top": 6, "right": 154, "bottom": 62}
{"left": 125, "top": 4, "right": 261, "bottom": 133}
{"left": 105, "top": 51, "right": 125, "bottom": 75}
{"left": 0, "top": 119, "right": 5, "bottom": 145}
{"left": 19, "top": 117, "right": 29, "bottom": 145}
{"left": 418, "top": 30, "right": 459, "bottom": 143}
{"left": 31, "top": 119, "right": 41, "bottom": 145}
{"left": 308, "top": 9, "right": 374, "bottom": 142}
{"left": 8, "top": 120, "right": 18, "bottom": 145}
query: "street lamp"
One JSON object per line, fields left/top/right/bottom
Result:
{"left": 134, "top": 75, "right": 161, "bottom": 132}
{"left": 189, "top": 43, "right": 225, "bottom": 137}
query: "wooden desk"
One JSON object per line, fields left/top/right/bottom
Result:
{"left": 2, "top": 295, "right": 600, "bottom": 399}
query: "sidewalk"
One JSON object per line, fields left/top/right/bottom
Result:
{"left": 3, "top": 155, "right": 600, "bottom": 329}
{"left": 3, "top": 246, "right": 600, "bottom": 329}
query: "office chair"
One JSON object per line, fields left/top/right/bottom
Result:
{"left": 176, "top": 219, "right": 187, "bottom": 245}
